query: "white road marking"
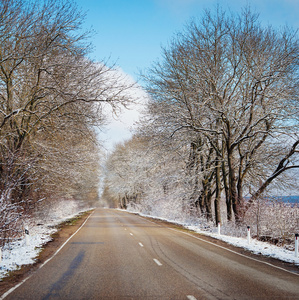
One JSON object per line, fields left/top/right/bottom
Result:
{"left": 153, "top": 258, "right": 162, "bottom": 266}
{"left": 0, "top": 211, "right": 94, "bottom": 300}
{"left": 168, "top": 227, "right": 299, "bottom": 276}
{"left": 139, "top": 242, "right": 144, "bottom": 247}
{"left": 130, "top": 233, "right": 133, "bottom": 236}
{"left": 124, "top": 210, "right": 299, "bottom": 276}
{"left": 187, "top": 296, "right": 197, "bottom": 300}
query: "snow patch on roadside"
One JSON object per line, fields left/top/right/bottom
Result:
{"left": 126, "top": 209, "right": 299, "bottom": 266}
{"left": 0, "top": 200, "right": 92, "bottom": 280}
{"left": 0, "top": 225, "right": 56, "bottom": 279}
{"left": 186, "top": 225, "right": 299, "bottom": 265}
{"left": 1, "top": 205, "right": 298, "bottom": 281}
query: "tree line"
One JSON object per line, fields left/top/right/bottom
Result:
{"left": 0, "top": 0, "right": 132, "bottom": 246}
{"left": 103, "top": 7, "right": 299, "bottom": 225}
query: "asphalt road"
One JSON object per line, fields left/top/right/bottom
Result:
{"left": 2, "top": 209, "right": 299, "bottom": 299}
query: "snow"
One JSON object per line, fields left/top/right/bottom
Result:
{"left": 126, "top": 209, "right": 299, "bottom": 266}
{"left": 0, "top": 200, "right": 91, "bottom": 280}
{"left": 1, "top": 207, "right": 298, "bottom": 282}
{"left": 186, "top": 225, "right": 299, "bottom": 265}
{"left": 0, "top": 225, "right": 57, "bottom": 279}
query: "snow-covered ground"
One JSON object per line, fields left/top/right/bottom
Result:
{"left": 126, "top": 209, "right": 299, "bottom": 266}
{"left": 186, "top": 225, "right": 299, "bottom": 265}
{"left": 0, "top": 200, "right": 91, "bottom": 280}
{"left": 1, "top": 206, "right": 298, "bottom": 282}
{"left": 0, "top": 223, "right": 57, "bottom": 279}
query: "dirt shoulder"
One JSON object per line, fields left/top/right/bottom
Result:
{"left": 0, "top": 209, "right": 94, "bottom": 296}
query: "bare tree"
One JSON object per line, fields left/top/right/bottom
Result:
{"left": 142, "top": 7, "right": 299, "bottom": 224}
{"left": 0, "top": 0, "right": 134, "bottom": 244}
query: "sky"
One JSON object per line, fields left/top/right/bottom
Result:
{"left": 74, "top": 0, "right": 299, "bottom": 150}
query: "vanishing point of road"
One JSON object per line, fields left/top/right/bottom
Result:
{"left": 2, "top": 208, "right": 299, "bottom": 299}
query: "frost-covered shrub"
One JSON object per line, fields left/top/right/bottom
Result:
{"left": 245, "top": 198, "right": 298, "bottom": 246}
{"left": 0, "top": 191, "right": 25, "bottom": 247}
{"left": 33, "top": 198, "right": 90, "bottom": 225}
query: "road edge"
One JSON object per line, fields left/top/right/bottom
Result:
{"left": 0, "top": 210, "right": 94, "bottom": 299}
{"left": 133, "top": 211, "right": 299, "bottom": 276}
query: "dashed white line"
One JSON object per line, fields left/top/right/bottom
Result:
{"left": 168, "top": 228, "right": 298, "bottom": 276}
{"left": 139, "top": 242, "right": 144, "bottom": 247}
{"left": 153, "top": 258, "right": 162, "bottom": 266}
{"left": 187, "top": 295, "right": 197, "bottom": 300}
{"left": 126, "top": 210, "right": 298, "bottom": 276}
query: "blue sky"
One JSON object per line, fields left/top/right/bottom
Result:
{"left": 76, "top": 0, "right": 299, "bottom": 81}
{"left": 74, "top": 0, "right": 299, "bottom": 150}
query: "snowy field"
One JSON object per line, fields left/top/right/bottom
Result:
{"left": 1, "top": 206, "right": 298, "bottom": 281}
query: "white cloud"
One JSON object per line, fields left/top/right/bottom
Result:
{"left": 98, "top": 69, "right": 149, "bottom": 152}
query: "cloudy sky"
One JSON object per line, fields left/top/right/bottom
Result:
{"left": 75, "top": 0, "right": 299, "bottom": 150}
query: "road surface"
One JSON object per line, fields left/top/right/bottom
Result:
{"left": 2, "top": 208, "right": 299, "bottom": 299}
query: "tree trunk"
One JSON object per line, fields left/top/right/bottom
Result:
{"left": 227, "top": 146, "right": 244, "bottom": 224}
{"left": 205, "top": 189, "right": 213, "bottom": 222}
{"left": 214, "top": 154, "right": 221, "bottom": 225}
{"left": 222, "top": 160, "right": 231, "bottom": 221}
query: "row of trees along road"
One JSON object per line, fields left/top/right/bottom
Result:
{"left": 103, "top": 7, "right": 299, "bottom": 225}
{"left": 0, "top": 0, "right": 133, "bottom": 246}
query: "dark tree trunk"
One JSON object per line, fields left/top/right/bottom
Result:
{"left": 214, "top": 155, "right": 221, "bottom": 225}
